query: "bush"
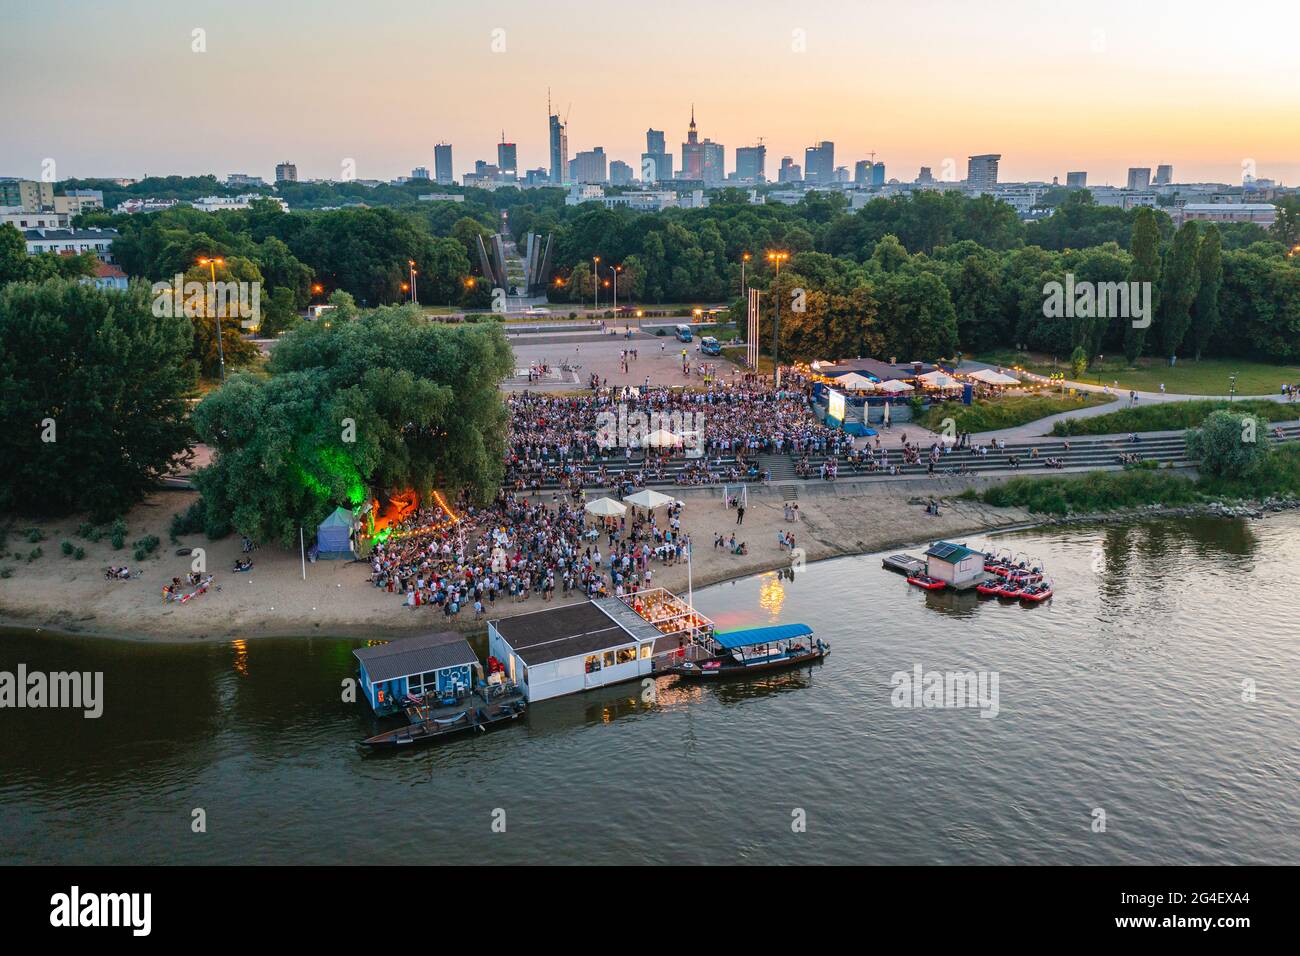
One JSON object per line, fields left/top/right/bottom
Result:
{"left": 110, "top": 517, "right": 128, "bottom": 550}
{"left": 1186, "top": 410, "right": 1271, "bottom": 479}
{"left": 26, "top": 528, "right": 44, "bottom": 543}
{"left": 1052, "top": 399, "right": 1290, "bottom": 436}
{"left": 0, "top": 568, "right": 11, "bottom": 579}
{"left": 27, "top": 547, "right": 42, "bottom": 562}
{"left": 133, "top": 547, "right": 147, "bottom": 562}
{"left": 73, "top": 547, "right": 85, "bottom": 560}
{"left": 980, "top": 469, "right": 1201, "bottom": 514}
{"left": 171, "top": 500, "right": 207, "bottom": 541}
{"left": 60, "top": 540, "right": 74, "bottom": 556}
{"left": 132, "top": 534, "right": 161, "bottom": 555}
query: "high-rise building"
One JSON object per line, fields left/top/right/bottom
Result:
{"left": 681, "top": 106, "right": 704, "bottom": 180}
{"left": 0, "top": 178, "right": 55, "bottom": 210}
{"left": 701, "top": 140, "right": 725, "bottom": 184}
{"left": 497, "top": 135, "right": 518, "bottom": 180}
{"left": 275, "top": 161, "right": 297, "bottom": 183}
{"left": 871, "top": 162, "right": 886, "bottom": 186}
{"left": 609, "top": 160, "right": 634, "bottom": 186}
{"left": 916, "top": 166, "right": 934, "bottom": 185}
{"left": 573, "top": 147, "right": 607, "bottom": 184}
{"left": 1155, "top": 164, "right": 1173, "bottom": 186}
{"left": 854, "top": 161, "right": 873, "bottom": 185}
{"left": 434, "top": 143, "right": 453, "bottom": 184}
{"left": 1127, "top": 167, "right": 1152, "bottom": 190}
{"left": 804, "top": 141, "right": 835, "bottom": 184}
{"left": 642, "top": 128, "right": 672, "bottom": 183}
{"left": 549, "top": 106, "right": 568, "bottom": 184}
{"left": 735, "top": 144, "right": 767, "bottom": 182}
{"left": 1066, "top": 171, "right": 1087, "bottom": 188}
{"left": 966, "top": 154, "right": 1000, "bottom": 192}
{"left": 411, "top": 166, "right": 430, "bottom": 181}
{"left": 778, "top": 157, "right": 802, "bottom": 183}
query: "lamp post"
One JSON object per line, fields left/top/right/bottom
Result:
{"left": 1229, "top": 373, "right": 1238, "bottom": 402}
{"left": 407, "top": 260, "right": 418, "bottom": 304}
{"left": 592, "top": 256, "right": 601, "bottom": 311}
{"left": 610, "top": 264, "right": 622, "bottom": 312}
{"left": 767, "top": 251, "right": 789, "bottom": 387}
{"left": 197, "top": 256, "right": 226, "bottom": 382}
{"left": 740, "top": 251, "right": 750, "bottom": 299}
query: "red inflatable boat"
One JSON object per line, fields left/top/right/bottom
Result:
{"left": 907, "top": 574, "right": 947, "bottom": 591}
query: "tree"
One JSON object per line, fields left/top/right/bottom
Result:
{"left": 1124, "top": 207, "right": 1161, "bottom": 364}
{"left": 1158, "top": 220, "right": 1200, "bottom": 360}
{"left": 175, "top": 256, "right": 264, "bottom": 378}
{"left": 0, "top": 279, "right": 195, "bottom": 518}
{"left": 1189, "top": 225, "right": 1222, "bottom": 360}
{"left": 191, "top": 306, "right": 514, "bottom": 545}
{"left": 1186, "top": 410, "right": 1270, "bottom": 479}
{"left": 1070, "top": 345, "right": 1089, "bottom": 378}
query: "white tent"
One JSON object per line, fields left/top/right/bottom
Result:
{"left": 969, "top": 368, "right": 1020, "bottom": 386}
{"left": 918, "top": 370, "right": 960, "bottom": 389}
{"left": 623, "top": 488, "right": 675, "bottom": 510}
{"left": 643, "top": 428, "right": 682, "bottom": 447}
{"left": 835, "top": 372, "right": 879, "bottom": 391}
{"left": 877, "top": 378, "right": 914, "bottom": 393}
{"left": 584, "top": 497, "right": 627, "bottom": 517}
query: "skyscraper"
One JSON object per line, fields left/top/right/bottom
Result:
{"left": 854, "top": 160, "right": 873, "bottom": 184}
{"left": 275, "top": 161, "right": 297, "bottom": 183}
{"left": 778, "top": 157, "right": 802, "bottom": 183}
{"left": 1155, "top": 164, "right": 1173, "bottom": 186}
{"left": 681, "top": 106, "right": 703, "bottom": 180}
{"left": 871, "top": 162, "right": 886, "bottom": 186}
{"left": 1127, "top": 167, "right": 1151, "bottom": 190}
{"left": 701, "top": 139, "right": 725, "bottom": 184}
{"left": 642, "top": 128, "right": 672, "bottom": 182}
{"left": 804, "top": 141, "right": 834, "bottom": 184}
{"left": 548, "top": 100, "right": 568, "bottom": 185}
{"left": 916, "top": 166, "right": 934, "bottom": 185}
{"left": 434, "top": 143, "right": 453, "bottom": 184}
{"left": 735, "top": 144, "right": 767, "bottom": 182}
{"left": 966, "top": 154, "right": 1000, "bottom": 192}
{"left": 1066, "top": 170, "right": 1087, "bottom": 188}
{"left": 497, "top": 134, "right": 518, "bottom": 180}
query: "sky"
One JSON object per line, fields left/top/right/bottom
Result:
{"left": 2, "top": 0, "right": 1298, "bottom": 187}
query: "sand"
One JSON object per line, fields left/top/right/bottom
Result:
{"left": 0, "top": 478, "right": 1032, "bottom": 643}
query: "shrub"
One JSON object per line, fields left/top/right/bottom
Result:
{"left": 27, "top": 547, "right": 43, "bottom": 562}
{"left": 26, "top": 528, "right": 44, "bottom": 543}
{"left": 73, "top": 547, "right": 86, "bottom": 560}
{"left": 1186, "top": 410, "right": 1271, "bottom": 479}
{"left": 60, "top": 540, "right": 74, "bottom": 556}
{"left": 171, "top": 500, "right": 206, "bottom": 540}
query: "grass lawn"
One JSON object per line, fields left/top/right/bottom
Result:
{"left": 974, "top": 351, "right": 1300, "bottom": 397}
{"left": 1051, "top": 399, "right": 1300, "bottom": 436}
{"left": 913, "top": 392, "right": 1114, "bottom": 433}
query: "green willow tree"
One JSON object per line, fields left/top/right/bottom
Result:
{"left": 1124, "top": 207, "right": 1162, "bottom": 364}
{"left": 0, "top": 279, "right": 195, "bottom": 518}
{"left": 191, "top": 305, "right": 513, "bottom": 545}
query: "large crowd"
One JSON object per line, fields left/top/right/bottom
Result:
{"left": 366, "top": 489, "right": 693, "bottom": 617}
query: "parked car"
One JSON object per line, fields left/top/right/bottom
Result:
{"left": 700, "top": 336, "right": 721, "bottom": 355}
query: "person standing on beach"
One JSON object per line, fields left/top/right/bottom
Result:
{"left": 736, "top": 504, "right": 745, "bottom": 525}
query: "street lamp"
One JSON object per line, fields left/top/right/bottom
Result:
{"left": 407, "top": 260, "right": 418, "bottom": 303}
{"left": 1229, "top": 373, "right": 1238, "bottom": 402}
{"left": 610, "top": 264, "right": 622, "bottom": 311}
{"left": 196, "top": 256, "right": 226, "bottom": 382}
{"left": 741, "top": 251, "right": 751, "bottom": 299}
{"left": 767, "top": 251, "right": 789, "bottom": 387}
{"left": 592, "top": 256, "right": 601, "bottom": 311}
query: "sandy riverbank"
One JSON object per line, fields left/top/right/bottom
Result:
{"left": 0, "top": 479, "right": 1034, "bottom": 644}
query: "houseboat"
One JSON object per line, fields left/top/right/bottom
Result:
{"left": 353, "top": 631, "right": 527, "bottom": 750}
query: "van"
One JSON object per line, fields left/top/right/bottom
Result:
{"left": 674, "top": 324, "right": 693, "bottom": 342}
{"left": 700, "top": 336, "right": 721, "bottom": 356}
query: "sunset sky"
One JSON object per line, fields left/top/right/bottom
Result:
{"left": 3, "top": 0, "right": 1297, "bottom": 186}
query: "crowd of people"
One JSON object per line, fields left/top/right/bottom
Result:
{"left": 365, "top": 489, "right": 694, "bottom": 616}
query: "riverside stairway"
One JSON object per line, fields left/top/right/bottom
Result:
{"left": 509, "top": 422, "right": 1300, "bottom": 492}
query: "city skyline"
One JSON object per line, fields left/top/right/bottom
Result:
{"left": 3, "top": 0, "right": 1297, "bottom": 186}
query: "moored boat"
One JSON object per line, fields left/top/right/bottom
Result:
{"left": 907, "top": 574, "right": 947, "bottom": 591}
{"left": 665, "top": 623, "right": 828, "bottom": 679}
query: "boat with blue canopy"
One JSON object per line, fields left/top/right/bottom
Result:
{"left": 664, "top": 622, "right": 828, "bottom": 679}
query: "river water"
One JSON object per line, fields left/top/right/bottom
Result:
{"left": 1, "top": 515, "right": 1296, "bottom": 865}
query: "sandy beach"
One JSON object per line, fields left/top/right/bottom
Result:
{"left": 0, "top": 477, "right": 1033, "bottom": 643}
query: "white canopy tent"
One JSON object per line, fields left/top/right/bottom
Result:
{"left": 584, "top": 497, "right": 627, "bottom": 517}
{"left": 877, "top": 378, "right": 914, "bottom": 393}
{"left": 969, "top": 368, "right": 1020, "bottom": 386}
{"left": 834, "top": 371, "right": 879, "bottom": 391}
{"left": 643, "top": 428, "right": 682, "bottom": 447}
{"left": 918, "top": 370, "right": 961, "bottom": 389}
{"left": 623, "top": 488, "right": 676, "bottom": 510}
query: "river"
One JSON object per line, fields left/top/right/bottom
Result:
{"left": 1, "top": 514, "right": 1296, "bottom": 864}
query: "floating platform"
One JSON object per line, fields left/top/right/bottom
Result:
{"left": 883, "top": 554, "right": 926, "bottom": 576}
